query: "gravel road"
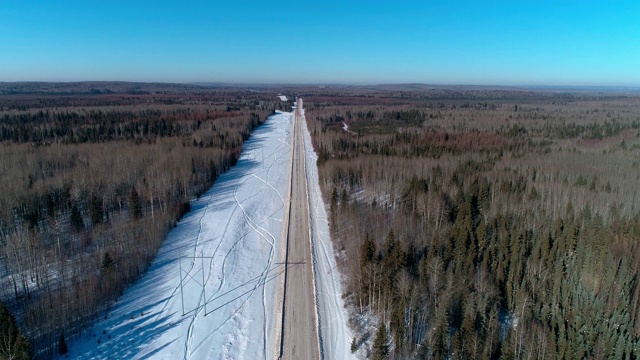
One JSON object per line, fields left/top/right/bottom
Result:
{"left": 280, "top": 99, "right": 320, "bottom": 360}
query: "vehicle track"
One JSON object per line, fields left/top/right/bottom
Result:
{"left": 154, "top": 166, "right": 223, "bottom": 322}
{"left": 182, "top": 113, "right": 293, "bottom": 360}
{"left": 185, "top": 148, "right": 276, "bottom": 359}
{"left": 198, "top": 116, "right": 292, "bottom": 358}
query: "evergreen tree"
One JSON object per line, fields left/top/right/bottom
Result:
{"left": 129, "top": 186, "right": 142, "bottom": 219}
{"left": 208, "top": 159, "right": 218, "bottom": 182}
{"left": 359, "top": 233, "right": 377, "bottom": 307}
{"left": 360, "top": 233, "right": 376, "bottom": 266}
{"left": 58, "top": 333, "right": 68, "bottom": 355}
{"left": 0, "top": 300, "right": 31, "bottom": 360}
{"left": 381, "top": 229, "right": 403, "bottom": 297}
{"left": 90, "top": 194, "right": 103, "bottom": 225}
{"left": 452, "top": 199, "right": 473, "bottom": 267}
{"left": 383, "top": 229, "right": 404, "bottom": 271}
{"left": 341, "top": 188, "right": 349, "bottom": 206}
{"left": 330, "top": 187, "right": 338, "bottom": 211}
{"left": 101, "top": 252, "right": 114, "bottom": 272}
{"left": 476, "top": 221, "right": 487, "bottom": 265}
{"left": 70, "top": 203, "right": 84, "bottom": 232}
{"left": 373, "top": 322, "right": 390, "bottom": 360}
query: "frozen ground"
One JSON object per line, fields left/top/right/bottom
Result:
{"left": 65, "top": 107, "right": 354, "bottom": 359}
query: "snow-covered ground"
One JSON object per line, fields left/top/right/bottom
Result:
{"left": 65, "top": 107, "right": 354, "bottom": 359}
{"left": 302, "top": 111, "right": 356, "bottom": 360}
{"left": 66, "top": 112, "right": 293, "bottom": 360}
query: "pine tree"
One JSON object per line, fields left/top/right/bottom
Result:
{"left": 476, "top": 221, "right": 487, "bottom": 265}
{"left": 90, "top": 194, "right": 104, "bottom": 225}
{"left": 0, "top": 300, "right": 32, "bottom": 360}
{"left": 373, "top": 322, "right": 390, "bottom": 360}
{"left": 12, "top": 333, "right": 31, "bottom": 360}
{"left": 341, "top": 188, "right": 349, "bottom": 206}
{"left": 360, "top": 233, "right": 376, "bottom": 266}
{"left": 331, "top": 187, "right": 338, "bottom": 211}
{"left": 129, "top": 186, "right": 142, "bottom": 219}
{"left": 101, "top": 252, "right": 114, "bottom": 272}
{"left": 58, "top": 333, "right": 68, "bottom": 355}
{"left": 70, "top": 203, "right": 84, "bottom": 232}
{"left": 500, "top": 331, "right": 515, "bottom": 360}
{"left": 209, "top": 159, "right": 218, "bottom": 182}
{"left": 383, "top": 229, "right": 404, "bottom": 271}
{"left": 350, "top": 337, "right": 358, "bottom": 353}
{"left": 381, "top": 229, "right": 403, "bottom": 297}
{"left": 452, "top": 199, "right": 473, "bottom": 267}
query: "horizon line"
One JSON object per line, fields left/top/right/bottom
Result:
{"left": 1, "top": 80, "right": 639, "bottom": 90}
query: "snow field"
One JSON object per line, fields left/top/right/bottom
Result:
{"left": 66, "top": 112, "right": 293, "bottom": 360}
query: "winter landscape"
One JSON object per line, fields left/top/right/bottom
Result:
{"left": 2, "top": 1, "right": 640, "bottom": 359}
{"left": 57, "top": 103, "right": 353, "bottom": 359}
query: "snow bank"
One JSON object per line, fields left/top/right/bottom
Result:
{"left": 301, "top": 109, "right": 356, "bottom": 360}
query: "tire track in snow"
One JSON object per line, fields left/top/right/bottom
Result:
{"left": 154, "top": 126, "right": 292, "bottom": 322}
{"left": 154, "top": 171, "right": 221, "bottom": 322}
{"left": 194, "top": 114, "right": 292, "bottom": 359}
{"left": 184, "top": 143, "right": 277, "bottom": 360}
{"left": 183, "top": 113, "right": 292, "bottom": 360}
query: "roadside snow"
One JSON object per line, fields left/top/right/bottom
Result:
{"left": 65, "top": 112, "right": 293, "bottom": 360}
{"left": 302, "top": 110, "right": 356, "bottom": 360}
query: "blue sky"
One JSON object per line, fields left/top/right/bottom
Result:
{"left": 1, "top": 1, "right": 639, "bottom": 85}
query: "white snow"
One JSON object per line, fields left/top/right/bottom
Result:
{"left": 277, "top": 95, "right": 288, "bottom": 101}
{"left": 65, "top": 112, "right": 293, "bottom": 360}
{"left": 303, "top": 110, "right": 356, "bottom": 360}
{"left": 341, "top": 121, "right": 357, "bottom": 135}
{"left": 64, "top": 106, "right": 355, "bottom": 360}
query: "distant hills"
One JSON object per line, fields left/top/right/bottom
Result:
{"left": 0, "top": 81, "right": 211, "bottom": 95}
{"left": 1, "top": 81, "right": 638, "bottom": 95}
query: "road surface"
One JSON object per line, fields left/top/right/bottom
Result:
{"left": 280, "top": 98, "right": 320, "bottom": 359}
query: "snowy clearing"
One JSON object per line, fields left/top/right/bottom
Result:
{"left": 66, "top": 112, "right": 293, "bottom": 360}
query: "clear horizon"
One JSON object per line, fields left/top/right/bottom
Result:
{"left": 2, "top": 1, "right": 639, "bottom": 86}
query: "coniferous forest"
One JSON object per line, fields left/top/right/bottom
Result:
{"left": 0, "top": 84, "right": 287, "bottom": 358}
{"left": 304, "top": 90, "right": 640, "bottom": 359}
